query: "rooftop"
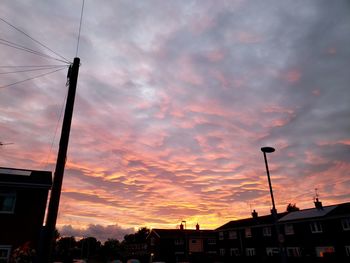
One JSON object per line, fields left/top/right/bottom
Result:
{"left": 278, "top": 203, "right": 350, "bottom": 222}
{"left": 216, "top": 212, "right": 288, "bottom": 230}
{"left": 149, "top": 228, "right": 214, "bottom": 239}
{"left": 0, "top": 167, "right": 52, "bottom": 189}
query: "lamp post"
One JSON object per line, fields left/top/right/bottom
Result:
{"left": 261, "top": 146, "right": 286, "bottom": 263}
{"left": 261, "top": 147, "right": 277, "bottom": 215}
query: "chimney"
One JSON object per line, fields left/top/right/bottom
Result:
{"left": 180, "top": 223, "right": 184, "bottom": 230}
{"left": 252, "top": 210, "right": 258, "bottom": 219}
{"left": 314, "top": 198, "right": 323, "bottom": 210}
{"left": 196, "top": 223, "right": 200, "bottom": 231}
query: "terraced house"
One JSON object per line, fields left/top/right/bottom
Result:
{"left": 216, "top": 200, "right": 350, "bottom": 263}
{"left": 0, "top": 167, "right": 52, "bottom": 262}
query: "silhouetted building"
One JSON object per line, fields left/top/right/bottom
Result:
{"left": 123, "top": 242, "right": 148, "bottom": 262}
{"left": 216, "top": 211, "right": 288, "bottom": 263}
{"left": 0, "top": 167, "right": 52, "bottom": 262}
{"left": 147, "top": 224, "right": 216, "bottom": 263}
{"left": 216, "top": 201, "right": 350, "bottom": 263}
{"left": 278, "top": 201, "right": 350, "bottom": 262}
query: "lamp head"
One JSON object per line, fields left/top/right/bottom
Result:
{"left": 261, "top": 146, "right": 275, "bottom": 153}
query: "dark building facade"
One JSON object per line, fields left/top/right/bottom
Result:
{"left": 216, "top": 201, "right": 350, "bottom": 263}
{"left": 147, "top": 224, "right": 217, "bottom": 263}
{"left": 216, "top": 211, "right": 288, "bottom": 263}
{"left": 0, "top": 167, "right": 52, "bottom": 262}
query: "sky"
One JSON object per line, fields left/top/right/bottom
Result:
{"left": 1, "top": 0, "right": 350, "bottom": 242}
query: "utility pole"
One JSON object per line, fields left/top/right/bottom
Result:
{"left": 38, "top": 57, "right": 80, "bottom": 263}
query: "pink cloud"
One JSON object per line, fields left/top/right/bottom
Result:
{"left": 283, "top": 69, "right": 302, "bottom": 84}
{"left": 177, "top": 55, "right": 203, "bottom": 85}
{"left": 237, "top": 31, "right": 262, "bottom": 44}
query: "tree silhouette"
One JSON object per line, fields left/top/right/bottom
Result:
{"left": 101, "top": 239, "right": 121, "bottom": 261}
{"left": 286, "top": 203, "right": 300, "bottom": 212}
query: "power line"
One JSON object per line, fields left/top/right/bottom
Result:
{"left": 0, "top": 66, "right": 67, "bottom": 89}
{"left": 76, "top": 0, "right": 85, "bottom": 57}
{"left": 0, "top": 16, "right": 70, "bottom": 63}
{"left": 0, "top": 64, "right": 67, "bottom": 68}
{"left": 0, "top": 39, "right": 69, "bottom": 64}
{"left": 0, "top": 66, "right": 67, "bottom": 75}
{"left": 43, "top": 88, "right": 68, "bottom": 170}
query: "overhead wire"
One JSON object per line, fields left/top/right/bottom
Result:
{"left": 0, "top": 38, "right": 69, "bottom": 64}
{"left": 75, "top": 0, "right": 85, "bottom": 57}
{"left": 43, "top": 88, "right": 69, "bottom": 170}
{"left": 0, "top": 66, "right": 68, "bottom": 89}
{"left": 1, "top": 5, "right": 85, "bottom": 169}
{"left": 0, "top": 17, "right": 70, "bottom": 63}
{"left": 0, "top": 65, "right": 68, "bottom": 68}
{"left": 0, "top": 65, "right": 68, "bottom": 75}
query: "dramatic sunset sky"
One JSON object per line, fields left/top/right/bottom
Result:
{"left": 1, "top": 0, "right": 349, "bottom": 241}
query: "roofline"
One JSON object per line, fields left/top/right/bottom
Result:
{"left": 0, "top": 181, "right": 52, "bottom": 189}
{"left": 216, "top": 202, "right": 350, "bottom": 230}
{"left": 0, "top": 166, "right": 51, "bottom": 173}
{"left": 215, "top": 213, "right": 288, "bottom": 231}
{"left": 147, "top": 229, "right": 160, "bottom": 239}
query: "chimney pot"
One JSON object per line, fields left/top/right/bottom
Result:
{"left": 196, "top": 223, "right": 200, "bottom": 231}
{"left": 314, "top": 198, "right": 323, "bottom": 210}
{"left": 252, "top": 210, "right": 258, "bottom": 218}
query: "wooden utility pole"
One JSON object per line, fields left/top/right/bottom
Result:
{"left": 38, "top": 57, "right": 80, "bottom": 262}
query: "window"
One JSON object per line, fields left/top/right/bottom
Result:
{"left": 345, "top": 246, "right": 350, "bottom": 256}
{"left": 0, "top": 191, "right": 16, "bottom": 213}
{"left": 263, "top": 227, "right": 271, "bottom": 236}
{"left": 0, "top": 246, "right": 11, "bottom": 262}
{"left": 208, "top": 238, "right": 216, "bottom": 245}
{"left": 315, "top": 247, "right": 335, "bottom": 257}
{"left": 228, "top": 230, "right": 237, "bottom": 239}
{"left": 219, "top": 248, "right": 225, "bottom": 256}
{"left": 219, "top": 231, "right": 224, "bottom": 240}
{"left": 150, "top": 237, "right": 155, "bottom": 246}
{"left": 341, "top": 218, "right": 350, "bottom": 231}
{"left": 287, "top": 247, "right": 301, "bottom": 257}
{"left": 266, "top": 247, "right": 279, "bottom": 256}
{"left": 246, "top": 248, "right": 255, "bottom": 256}
{"left": 174, "top": 239, "right": 184, "bottom": 245}
{"left": 230, "top": 248, "right": 240, "bottom": 256}
{"left": 284, "top": 224, "right": 294, "bottom": 235}
{"left": 245, "top": 227, "right": 252, "bottom": 238}
{"left": 310, "top": 222, "right": 323, "bottom": 233}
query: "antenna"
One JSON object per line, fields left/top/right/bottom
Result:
{"left": 314, "top": 188, "right": 319, "bottom": 200}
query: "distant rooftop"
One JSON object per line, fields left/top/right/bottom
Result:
{"left": 150, "top": 228, "right": 214, "bottom": 238}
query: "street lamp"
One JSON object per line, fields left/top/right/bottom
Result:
{"left": 261, "top": 146, "right": 277, "bottom": 215}
{"left": 260, "top": 146, "right": 286, "bottom": 263}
